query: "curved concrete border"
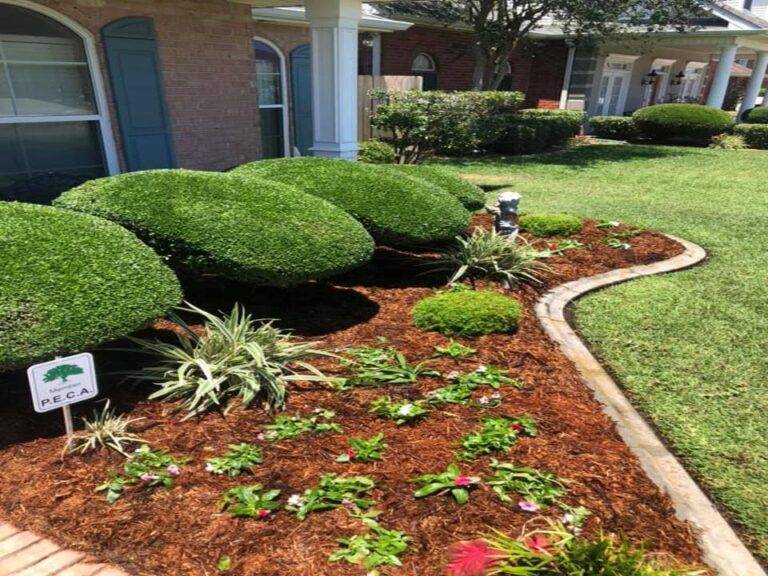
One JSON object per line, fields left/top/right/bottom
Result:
{"left": 536, "top": 235, "right": 765, "bottom": 576}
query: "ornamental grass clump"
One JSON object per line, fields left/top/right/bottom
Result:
{"left": 287, "top": 474, "right": 376, "bottom": 520}
{"left": 413, "top": 463, "right": 480, "bottom": 505}
{"left": 132, "top": 303, "right": 330, "bottom": 419}
{"left": 341, "top": 346, "right": 439, "bottom": 389}
{"left": 458, "top": 415, "right": 537, "bottom": 460}
{"left": 431, "top": 229, "right": 550, "bottom": 286}
{"left": 65, "top": 401, "right": 145, "bottom": 457}
{"left": 206, "top": 443, "right": 263, "bottom": 477}
{"left": 519, "top": 213, "right": 584, "bottom": 238}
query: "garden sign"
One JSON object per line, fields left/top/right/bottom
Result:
{"left": 27, "top": 353, "right": 98, "bottom": 436}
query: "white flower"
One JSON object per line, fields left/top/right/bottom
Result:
{"left": 446, "top": 371, "right": 460, "bottom": 381}
{"left": 288, "top": 494, "right": 303, "bottom": 507}
{"left": 561, "top": 513, "right": 575, "bottom": 525}
{"left": 490, "top": 392, "right": 502, "bottom": 400}
{"left": 314, "top": 408, "right": 323, "bottom": 414}
{"left": 205, "top": 462, "right": 216, "bottom": 473}
{"left": 478, "top": 396, "right": 490, "bottom": 405}
{"left": 397, "top": 403, "right": 414, "bottom": 416}
{"left": 609, "top": 221, "right": 621, "bottom": 227}
{"left": 256, "top": 433, "right": 266, "bottom": 441}
{"left": 475, "top": 365, "right": 488, "bottom": 374}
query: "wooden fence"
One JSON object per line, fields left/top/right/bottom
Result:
{"left": 358, "top": 75, "right": 423, "bottom": 141}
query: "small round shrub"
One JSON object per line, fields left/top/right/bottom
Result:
{"left": 742, "top": 107, "right": 768, "bottom": 124}
{"left": 378, "top": 164, "right": 486, "bottom": 211}
{"left": 358, "top": 140, "right": 396, "bottom": 164}
{"left": 515, "top": 109, "right": 585, "bottom": 147}
{"left": 520, "top": 213, "right": 583, "bottom": 237}
{"left": 412, "top": 288, "right": 522, "bottom": 337}
{"left": 733, "top": 124, "right": 768, "bottom": 149}
{"left": 589, "top": 116, "right": 640, "bottom": 141}
{"left": 232, "top": 157, "right": 470, "bottom": 246}
{"left": 55, "top": 170, "right": 375, "bottom": 286}
{"left": 0, "top": 202, "right": 181, "bottom": 370}
{"left": 632, "top": 104, "right": 732, "bottom": 143}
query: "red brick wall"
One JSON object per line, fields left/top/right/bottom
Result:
{"left": 25, "top": 0, "right": 261, "bottom": 171}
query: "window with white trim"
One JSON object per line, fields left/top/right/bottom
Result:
{"left": 0, "top": 3, "right": 107, "bottom": 203}
{"left": 254, "top": 39, "right": 287, "bottom": 158}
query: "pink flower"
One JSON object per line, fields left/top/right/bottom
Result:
{"left": 446, "top": 540, "right": 503, "bottom": 576}
{"left": 524, "top": 534, "right": 552, "bottom": 556}
{"left": 139, "top": 473, "right": 158, "bottom": 482}
{"left": 454, "top": 475, "right": 474, "bottom": 488}
{"left": 341, "top": 499, "right": 356, "bottom": 510}
{"left": 257, "top": 509, "right": 271, "bottom": 519}
{"left": 518, "top": 500, "right": 540, "bottom": 513}
{"left": 346, "top": 448, "right": 357, "bottom": 459}
{"left": 166, "top": 464, "right": 180, "bottom": 476}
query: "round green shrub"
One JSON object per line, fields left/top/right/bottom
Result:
{"left": 589, "top": 116, "right": 640, "bottom": 141}
{"left": 54, "top": 170, "right": 375, "bottom": 286}
{"left": 742, "top": 107, "right": 768, "bottom": 124}
{"left": 520, "top": 213, "right": 583, "bottom": 237}
{"left": 632, "top": 104, "right": 732, "bottom": 143}
{"left": 232, "top": 158, "right": 470, "bottom": 246}
{"left": 358, "top": 140, "right": 396, "bottom": 164}
{"left": 378, "top": 164, "right": 486, "bottom": 211}
{"left": 0, "top": 202, "right": 181, "bottom": 370}
{"left": 412, "top": 288, "right": 522, "bottom": 337}
{"left": 733, "top": 124, "right": 768, "bottom": 149}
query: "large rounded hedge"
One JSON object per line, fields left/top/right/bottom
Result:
{"left": 742, "top": 107, "right": 768, "bottom": 124}
{"left": 232, "top": 158, "right": 470, "bottom": 246}
{"left": 412, "top": 288, "right": 522, "bottom": 337}
{"left": 379, "top": 164, "right": 486, "bottom": 211}
{"left": 0, "top": 202, "right": 182, "bottom": 370}
{"left": 54, "top": 170, "right": 375, "bottom": 286}
{"left": 632, "top": 104, "right": 732, "bottom": 142}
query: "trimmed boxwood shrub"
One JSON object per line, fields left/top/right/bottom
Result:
{"left": 412, "top": 288, "right": 522, "bottom": 337}
{"left": 520, "top": 213, "right": 583, "bottom": 237}
{"left": 589, "top": 116, "right": 640, "bottom": 141}
{"left": 494, "top": 109, "right": 585, "bottom": 155}
{"left": 358, "top": 140, "right": 396, "bottom": 164}
{"left": 632, "top": 104, "right": 732, "bottom": 143}
{"left": 0, "top": 202, "right": 181, "bottom": 370}
{"left": 55, "top": 170, "right": 375, "bottom": 286}
{"left": 232, "top": 157, "right": 470, "bottom": 246}
{"left": 741, "top": 107, "right": 768, "bottom": 124}
{"left": 379, "top": 164, "right": 486, "bottom": 211}
{"left": 733, "top": 124, "right": 768, "bottom": 149}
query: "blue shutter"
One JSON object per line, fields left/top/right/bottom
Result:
{"left": 290, "top": 44, "right": 313, "bottom": 156}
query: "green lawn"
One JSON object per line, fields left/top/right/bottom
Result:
{"left": 439, "top": 144, "right": 768, "bottom": 561}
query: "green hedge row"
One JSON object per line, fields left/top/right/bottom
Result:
{"left": 589, "top": 116, "right": 640, "bottom": 141}
{"left": 733, "top": 124, "right": 768, "bottom": 149}
{"left": 495, "top": 109, "right": 585, "bottom": 155}
{"left": 741, "top": 107, "right": 768, "bottom": 124}
{"left": 55, "top": 170, "right": 375, "bottom": 286}
{"left": 0, "top": 202, "right": 181, "bottom": 370}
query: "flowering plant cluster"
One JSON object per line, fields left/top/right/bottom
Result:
{"left": 426, "top": 382, "right": 475, "bottom": 405}
{"left": 261, "top": 409, "right": 342, "bottom": 442}
{"left": 432, "top": 340, "right": 477, "bottom": 359}
{"left": 412, "top": 463, "right": 481, "bottom": 505}
{"left": 96, "top": 444, "right": 190, "bottom": 504}
{"left": 486, "top": 460, "right": 568, "bottom": 511}
{"left": 330, "top": 514, "right": 410, "bottom": 574}
{"left": 205, "top": 443, "right": 263, "bottom": 477}
{"left": 340, "top": 346, "right": 439, "bottom": 389}
{"left": 370, "top": 396, "right": 430, "bottom": 425}
{"left": 456, "top": 365, "right": 522, "bottom": 390}
{"left": 220, "top": 484, "right": 281, "bottom": 519}
{"left": 286, "top": 474, "right": 376, "bottom": 521}
{"left": 458, "top": 415, "right": 537, "bottom": 461}
{"left": 336, "top": 433, "right": 388, "bottom": 463}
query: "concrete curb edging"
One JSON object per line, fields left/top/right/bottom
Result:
{"left": 535, "top": 234, "right": 765, "bottom": 576}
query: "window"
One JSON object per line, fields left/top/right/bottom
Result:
{"left": 744, "top": 0, "right": 754, "bottom": 11}
{"left": 412, "top": 52, "right": 438, "bottom": 91}
{"left": 254, "top": 39, "right": 288, "bottom": 158}
{"left": 0, "top": 3, "right": 113, "bottom": 203}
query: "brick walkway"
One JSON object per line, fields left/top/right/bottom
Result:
{"left": 0, "top": 523, "right": 129, "bottom": 576}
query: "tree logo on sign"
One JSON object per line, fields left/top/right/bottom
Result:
{"left": 43, "top": 364, "right": 84, "bottom": 384}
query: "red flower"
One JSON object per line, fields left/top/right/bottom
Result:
{"left": 548, "top": 243, "right": 559, "bottom": 251}
{"left": 346, "top": 448, "right": 357, "bottom": 459}
{"left": 446, "top": 540, "right": 503, "bottom": 576}
{"left": 509, "top": 423, "right": 524, "bottom": 433}
{"left": 524, "top": 534, "right": 552, "bottom": 556}
{"left": 454, "top": 475, "right": 473, "bottom": 487}
{"left": 257, "top": 509, "right": 271, "bottom": 519}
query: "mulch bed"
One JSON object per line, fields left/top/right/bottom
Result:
{"left": 0, "top": 216, "right": 700, "bottom": 576}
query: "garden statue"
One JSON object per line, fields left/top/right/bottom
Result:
{"left": 488, "top": 191, "right": 521, "bottom": 238}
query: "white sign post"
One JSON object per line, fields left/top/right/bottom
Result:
{"left": 27, "top": 353, "right": 98, "bottom": 437}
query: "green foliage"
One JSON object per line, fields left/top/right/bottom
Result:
{"left": 206, "top": 443, "right": 263, "bottom": 477}
{"left": 431, "top": 228, "right": 550, "bottom": 285}
{"left": 487, "top": 460, "right": 568, "bottom": 508}
{"left": 709, "top": 133, "right": 747, "bottom": 150}
{"left": 458, "top": 415, "right": 537, "bottom": 460}
{"left": 220, "top": 484, "right": 281, "bottom": 518}
{"left": 358, "top": 139, "right": 397, "bottom": 164}
{"left": 412, "top": 288, "right": 523, "bottom": 337}
{"left": 520, "top": 213, "right": 583, "bottom": 237}
{"left": 432, "top": 340, "right": 477, "bottom": 359}
{"left": 341, "top": 346, "right": 439, "bottom": 389}
{"left": 632, "top": 104, "right": 732, "bottom": 143}
{"left": 336, "top": 433, "right": 388, "bottom": 463}
{"left": 412, "top": 463, "right": 480, "bottom": 505}
{"left": 287, "top": 474, "right": 376, "bottom": 520}
{"left": 370, "top": 90, "right": 524, "bottom": 162}
{"left": 263, "top": 409, "right": 342, "bottom": 442}
{"left": 589, "top": 116, "right": 640, "bottom": 140}
{"left": 370, "top": 396, "right": 430, "bottom": 425}
{"left": 379, "top": 164, "right": 486, "bottom": 210}
{"left": 55, "top": 169, "right": 373, "bottom": 286}
{"left": 330, "top": 517, "right": 410, "bottom": 572}
{"left": 495, "top": 110, "right": 585, "bottom": 155}
{"left": 457, "top": 365, "right": 521, "bottom": 390}
{"left": 426, "top": 381, "right": 476, "bottom": 405}
{"left": 733, "top": 123, "right": 768, "bottom": 149}
{"left": 232, "top": 157, "right": 470, "bottom": 246}
{"left": 133, "top": 304, "right": 330, "bottom": 418}
{"left": 65, "top": 401, "right": 145, "bottom": 457}
{"left": 495, "top": 122, "right": 550, "bottom": 155}
{"left": 742, "top": 107, "right": 768, "bottom": 124}
{"left": 0, "top": 202, "right": 181, "bottom": 370}
{"left": 96, "top": 445, "right": 190, "bottom": 504}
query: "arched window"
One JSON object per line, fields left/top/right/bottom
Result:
{"left": 254, "top": 38, "right": 288, "bottom": 158}
{"left": 412, "top": 52, "right": 438, "bottom": 91}
{"left": 0, "top": 1, "right": 116, "bottom": 203}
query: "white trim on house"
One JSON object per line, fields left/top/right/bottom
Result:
{"left": 253, "top": 35, "right": 291, "bottom": 158}
{"left": 251, "top": 6, "right": 412, "bottom": 32}
{"left": 0, "top": 0, "right": 120, "bottom": 176}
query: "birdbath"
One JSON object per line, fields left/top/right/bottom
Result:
{"left": 487, "top": 191, "right": 522, "bottom": 239}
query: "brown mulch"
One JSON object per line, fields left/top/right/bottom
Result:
{"left": 0, "top": 217, "right": 700, "bottom": 576}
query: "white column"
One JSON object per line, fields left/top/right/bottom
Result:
{"left": 706, "top": 44, "right": 738, "bottom": 108}
{"left": 558, "top": 44, "right": 576, "bottom": 110}
{"left": 741, "top": 51, "right": 768, "bottom": 114}
{"left": 305, "top": 0, "right": 362, "bottom": 160}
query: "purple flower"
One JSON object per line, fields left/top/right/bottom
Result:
{"left": 140, "top": 473, "right": 159, "bottom": 483}
{"left": 518, "top": 500, "right": 540, "bottom": 513}
{"left": 341, "top": 499, "right": 356, "bottom": 510}
{"left": 166, "top": 464, "right": 180, "bottom": 476}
